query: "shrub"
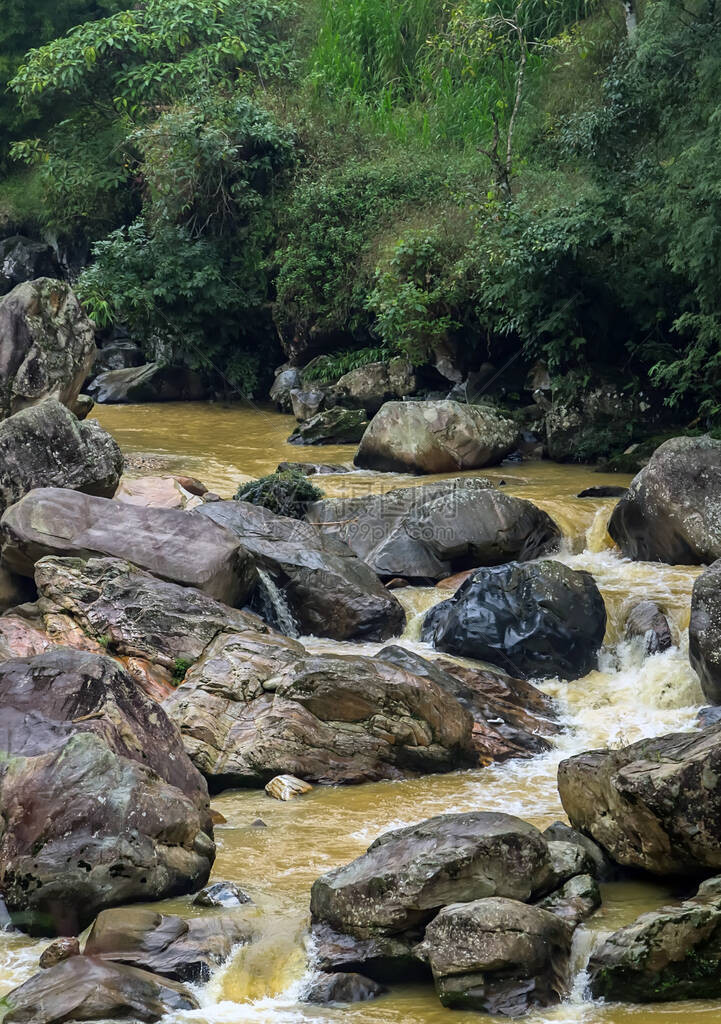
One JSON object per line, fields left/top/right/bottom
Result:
{"left": 235, "top": 468, "right": 324, "bottom": 518}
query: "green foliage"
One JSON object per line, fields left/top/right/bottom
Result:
{"left": 172, "top": 657, "right": 192, "bottom": 683}
{"left": 235, "top": 468, "right": 324, "bottom": 518}
{"left": 302, "top": 346, "right": 387, "bottom": 381}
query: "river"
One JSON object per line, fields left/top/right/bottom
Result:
{"left": 0, "top": 401, "right": 714, "bottom": 1024}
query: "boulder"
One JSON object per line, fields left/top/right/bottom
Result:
{"left": 1, "top": 487, "right": 256, "bottom": 605}
{"left": 39, "top": 937, "right": 80, "bottom": 968}
{"left": 164, "top": 631, "right": 475, "bottom": 789}
{"left": 93, "top": 339, "right": 144, "bottom": 376}
{"left": 269, "top": 367, "right": 302, "bottom": 412}
{"left": 307, "top": 478, "right": 499, "bottom": 581}
{"left": 624, "top": 599, "right": 673, "bottom": 656}
{"left": 690, "top": 561, "right": 721, "bottom": 703}
{"left": 0, "top": 237, "right": 62, "bottom": 295}
{"left": 334, "top": 358, "right": 417, "bottom": 415}
{"left": 290, "top": 386, "right": 331, "bottom": 422}
{"left": 195, "top": 500, "right": 404, "bottom": 640}
{"left": 0, "top": 399, "right": 122, "bottom": 514}
{"left": 536, "top": 873, "right": 601, "bottom": 926}
{"left": 0, "top": 648, "right": 214, "bottom": 935}
{"left": 588, "top": 883, "right": 721, "bottom": 1002}
{"left": 276, "top": 461, "right": 350, "bottom": 475}
{"left": 288, "top": 407, "right": 368, "bottom": 445}
{"left": 542, "top": 821, "right": 615, "bottom": 881}
{"left": 0, "top": 278, "right": 95, "bottom": 419}
{"left": 0, "top": 957, "right": 198, "bottom": 1023}
{"left": 83, "top": 906, "right": 252, "bottom": 982}
{"left": 422, "top": 561, "right": 607, "bottom": 681}
{"left": 303, "top": 971, "right": 386, "bottom": 1004}
{"left": 377, "top": 645, "right": 560, "bottom": 761}
{"left": 558, "top": 725, "right": 721, "bottom": 875}
{"left": 87, "top": 363, "right": 207, "bottom": 404}
{"left": 31, "top": 555, "right": 263, "bottom": 674}
{"left": 608, "top": 435, "right": 721, "bottom": 563}
{"left": 265, "top": 774, "right": 313, "bottom": 800}
{"left": 114, "top": 475, "right": 205, "bottom": 510}
{"left": 417, "top": 898, "right": 572, "bottom": 1016}
{"left": 193, "top": 882, "right": 251, "bottom": 908}
{"left": 310, "top": 813, "right": 555, "bottom": 954}
{"left": 354, "top": 400, "right": 519, "bottom": 474}
{"left": 544, "top": 379, "right": 639, "bottom": 463}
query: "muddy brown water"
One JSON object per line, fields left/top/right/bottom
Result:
{"left": 0, "top": 401, "right": 713, "bottom": 1024}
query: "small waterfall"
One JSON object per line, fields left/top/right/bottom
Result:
{"left": 255, "top": 569, "right": 299, "bottom": 638}
{"left": 565, "top": 925, "right": 611, "bottom": 1004}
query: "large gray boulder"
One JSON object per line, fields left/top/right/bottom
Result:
{"left": 0, "top": 648, "right": 214, "bottom": 935}
{"left": 195, "top": 500, "right": 404, "bottom": 640}
{"left": 84, "top": 906, "right": 253, "bottom": 983}
{"left": 558, "top": 726, "right": 721, "bottom": 875}
{"left": 164, "top": 632, "right": 475, "bottom": 788}
{"left": 1, "top": 487, "right": 256, "bottom": 605}
{"left": 87, "top": 363, "right": 207, "bottom": 404}
{"left": 310, "top": 813, "right": 555, "bottom": 946}
{"left": 0, "top": 278, "right": 95, "bottom": 419}
{"left": 307, "top": 478, "right": 559, "bottom": 581}
{"left": 354, "top": 400, "right": 519, "bottom": 474}
{"left": 0, "top": 399, "right": 122, "bottom": 514}
{"left": 422, "top": 560, "right": 607, "bottom": 680}
{"left": 588, "top": 881, "right": 721, "bottom": 1002}
{"left": 417, "top": 897, "right": 572, "bottom": 1016}
{"left": 334, "top": 358, "right": 417, "bottom": 415}
{"left": 609, "top": 435, "right": 721, "bottom": 563}
{"left": 0, "top": 957, "right": 199, "bottom": 1024}
{"left": 690, "top": 560, "right": 721, "bottom": 703}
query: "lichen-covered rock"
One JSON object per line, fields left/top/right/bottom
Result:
{"left": 588, "top": 883, "right": 721, "bottom": 1002}
{"left": 164, "top": 633, "right": 475, "bottom": 789}
{"left": 609, "top": 435, "right": 721, "bottom": 563}
{"left": 83, "top": 907, "right": 252, "bottom": 983}
{"left": 335, "top": 358, "right": 417, "bottom": 415}
{"left": 417, "top": 898, "right": 572, "bottom": 1016}
{"left": 0, "top": 237, "right": 62, "bottom": 296}
{"left": 558, "top": 726, "right": 721, "bottom": 875}
{"left": 1, "top": 957, "right": 199, "bottom": 1024}
{"left": 196, "top": 500, "right": 404, "bottom": 640}
{"left": 355, "top": 400, "right": 519, "bottom": 474}
{"left": 690, "top": 560, "right": 721, "bottom": 704}
{"left": 0, "top": 399, "right": 122, "bottom": 513}
{"left": 422, "top": 560, "right": 607, "bottom": 681}
{"left": 0, "top": 648, "right": 214, "bottom": 935}
{"left": 1, "top": 487, "right": 256, "bottom": 606}
{"left": 288, "top": 406, "right": 368, "bottom": 445}
{"left": 0, "top": 278, "right": 95, "bottom": 419}
{"left": 309, "top": 480, "right": 559, "bottom": 582}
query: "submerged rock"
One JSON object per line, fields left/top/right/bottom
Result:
{"left": 164, "top": 632, "right": 475, "bottom": 789}
{"left": 558, "top": 725, "right": 721, "bottom": 875}
{"left": 608, "top": 435, "right": 721, "bottom": 563}
{"left": 288, "top": 406, "right": 368, "bottom": 445}
{"left": 417, "top": 897, "right": 572, "bottom": 1016}
{"left": 87, "top": 363, "right": 207, "bottom": 404}
{"left": 84, "top": 906, "right": 252, "bottom": 983}
{"left": 303, "top": 971, "right": 387, "bottom": 1004}
{"left": 0, "top": 649, "right": 214, "bottom": 935}
{"left": 588, "top": 882, "right": 721, "bottom": 1002}
{"left": 690, "top": 560, "right": 721, "bottom": 704}
{"left": 196, "top": 500, "right": 404, "bottom": 641}
{"left": 1, "top": 487, "right": 256, "bottom": 606}
{"left": 0, "top": 399, "right": 122, "bottom": 514}
{"left": 354, "top": 400, "right": 519, "bottom": 474}
{"left": 422, "top": 560, "right": 607, "bottom": 680}
{"left": 0, "top": 278, "right": 95, "bottom": 420}
{"left": 1, "top": 956, "right": 199, "bottom": 1023}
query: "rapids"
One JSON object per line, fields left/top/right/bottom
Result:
{"left": 0, "top": 401, "right": 714, "bottom": 1024}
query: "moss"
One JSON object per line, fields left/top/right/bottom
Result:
{"left": 172, "top": 657, "right": 193, "bottom": 684}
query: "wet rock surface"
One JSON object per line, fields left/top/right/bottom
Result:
{"left": 87, "top": 363, "right": 207, "bottom": 404}
{"left": 0, "top": 399, "right": 122, "bottom": 514}
{"left": 690, "top": 560, "right": 721, "bottom": 704}
{"left": 422, "top": 560, "right": 607, "bottom": 680}
{"left": 196, "top": 499, "right": 405, "bottom": 640}
{"left": 164, "top": 631, "right": 475, "bottom": 789}
{"left": 624, "top": 599, "right": 673, "bottom": 655}
{"left": 302, "top": 970, "right": 387, "bottom": 1004}
{"left": 1, "top": 487, "right": 256, "bottom": 605}
{"left": 608, "top": 435, "right": 721, "bottom": 564}
{"left": 558, "top": 725, "right": 721, "bottom": 875}
{"left": 0, "top": 278, "right": 95, "bottom": 420}
{"left": 0, "top": 648, "right": 214, "bottom": 935}
{"left": 288, "top": 406, "right": 368, "bottom": 445}
{"left": 354, "top": 400, "right": 519, "bottom": 474}
{"left": 0, "top": 238, "right": 62, "bottom": 296}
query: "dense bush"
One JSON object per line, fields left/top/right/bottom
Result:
{"left": 235, "top": 468, "right": 324, "bottom": 519}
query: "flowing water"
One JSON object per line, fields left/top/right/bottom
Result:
{"left": 0, "top": 401, "right": 714, "bottom": 1024}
